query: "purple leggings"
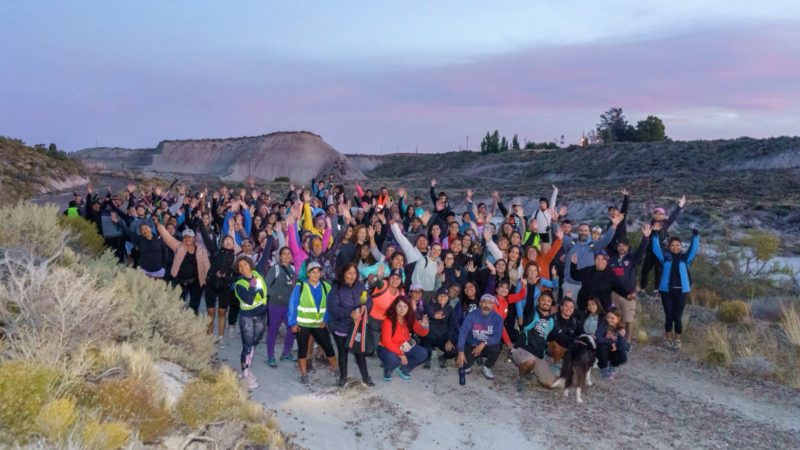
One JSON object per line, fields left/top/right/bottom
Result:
{"left": 266, "top": 304, "right": 295, "bottom": 358}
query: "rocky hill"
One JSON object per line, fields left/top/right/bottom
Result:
{"left": 0, "top": 137, "right": 88, "bottom": 204}
{"left": 76, "top": 131, "right": 365, "bottom": 182}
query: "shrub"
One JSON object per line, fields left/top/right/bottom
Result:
{"left": 247, "top": 423, "right": 285, "bottom": 447}
{"left": 58, "top": 215, "right": 106, "bottom": 256}
{"left": 175, "top": 367, "right": 246, "bottom": 429}
{"left": 733, "top": 355, "right": 775, "bottom": 378}
{"left": 781, "top": 308, "right": 800, "bottom": 347}
{"left": 80, "top": 419, "right": 131, "bottom": 450}
{"left": 690, "top": 288, "right": 721, "bottom": 309}
{"left": 93, "top": 377, "right": 172, "bottom": 442}
{"left": 0, "top": 203, "right": 66, "bottom": 256}
{"left": 36, "top": 397, "right": 79, "bottom": 444}
{"left": 0, "top": 360, "right": 60, "bottom": 444}
{"left": 274, "top": 176, "right": 290, "bottom": 182}
{"left": 703, "top": 325, "right": 732, "bottom": 366}
{"left": 719, "top": 300, "right": 749, "bottom": 323}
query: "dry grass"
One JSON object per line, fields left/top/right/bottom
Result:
{"left": 701, "top": 324, "right": 732, "bottom": 367}
{"left": 781, "top": 307, "right": 800, "bottom": 348}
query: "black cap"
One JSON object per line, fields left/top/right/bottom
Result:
{"left": 436, "top": 286, "right": 448, "bottom": 297}
{"left": 389, "top": 268, "right": 404, "bottom": 278}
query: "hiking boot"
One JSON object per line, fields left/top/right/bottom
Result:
{"left": 482, "top": 366, "right": 494, "bottom": 380}
{"left": 337, "top": 377, "right": 348, "bottom": 387}
{"left": 362, "top": 377, "right": 375, "bottom": 387}
{"left": 300, "top": 374, "right": 310, "bottom": 385}
{"left": 438, "top": 355, "right": 448, "bottom": 369}
{"left": 394, "top": 367, "right": 412, "bottom": 381}
{"left": 673, "top": 340, "right": 682, "bottom": 352}
{"left": 664, "top": 339, "right": 674, "bottom": 351}
{"left": 280, "top": 353, "right": 297, "bottom": 362}
{"left": 423, "top": 359, "right": 431, "bottom": 369}
{"left": 266, "top": 357, "right": 278, "bottom": 368}
{"left": 516, "top": 376, "right": 525, "bottom": 392}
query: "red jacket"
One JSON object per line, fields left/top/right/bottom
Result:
{"left": 496, "top": 287, "right": 526, "bottom": 346}
{"left": 381, "top": 317, "right": 429, "bottom": 356}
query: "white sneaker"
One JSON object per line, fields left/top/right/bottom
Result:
{"left": 482, "top": 366, "right": 494, "bottom": 379}
{"left": 243, "top": 369, "right": 259, "bottom": 389}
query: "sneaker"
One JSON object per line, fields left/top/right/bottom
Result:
{"left": 383, "top": 370, "right": 392, "bottom": 382}
{"left": 280, "top": 353, "right": 297, "bottom": 362}
{"left": 267, "top": 357, "right": 277, "bottom": 368}
{"left": 516, "top": 376, "right": 525, "bottom": 392}
{"left": 362, "top": 377, "right": 375, "bottom": 387}
{"left": 664, "top": 339, "right": 674, "bottom": 351}
{"left": 438, "top": 355, "right": 447, "bottom": 369}
{"left": 464, "top": 367, "right": 472, "bottom": 374}
{"left": 607, "top": 368, "right": 617, "bottom": 380}
{"left": 673, "top": 340, "right": 682, "bottom": 352}
{"left": 246, "top": 376, "right": 259, "bottom": 389}
{"left": 337, "top": 377, "right": 348, "bottom": 387}
{"left": 476, "top": 357, "right": 485, "bottom": 367}
{"left": 423, "top": 359, "right": 431, "bottom": 369}
{"left": 227, "top": 326, "right": 237, "bottom": 339}
{"left": 601, "top": 368, "right": 612, "bottom": 380}
{"left": 482, "top": 366, "right": 494, "bottom": 380}
{"left": 300, "top": 374, "right": 310, "bottom": 385}
{"left": 394, "top": 367, "right": 412, "bottom": 381}
{"left": 216, "top": 338, "right": 227, "bottom": 349}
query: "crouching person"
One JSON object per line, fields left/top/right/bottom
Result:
{"left": 596, "top": 308, "right": 628, "bottom": 380}
{"left": 456, "top": 294, "right": 504, "bottom": 383}
{"left": 378, "top": 296, "right": 430, "bottom": 381}
{"left": 422, "top": 287, "right": 458, "bottom": 369}
{"left": 511, "top": 291, "right": 564, "bottom": 392}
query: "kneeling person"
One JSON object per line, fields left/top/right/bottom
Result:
{"left": 512, "top": 291, "right": 564, "bottom": 391}
{"left": 456, "top": 294, "right": 504, "bottom": 381}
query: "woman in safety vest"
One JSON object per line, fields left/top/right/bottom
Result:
{"left": 288, "top": 261, "right": 339, "bottom": 385}
{"left": 233, "top": 254, "right": 269, "bottom": 390}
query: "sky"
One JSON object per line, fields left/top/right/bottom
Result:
{"left": 1, "top": 1, "right": 799, "bottom": 153}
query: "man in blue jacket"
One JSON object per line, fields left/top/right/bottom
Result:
{"left": 456, "top": 294, "right": 504, "bottom": 381}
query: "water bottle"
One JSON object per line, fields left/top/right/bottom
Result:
{"left": 459, "top": 366, "right": 466, "bottom": 386}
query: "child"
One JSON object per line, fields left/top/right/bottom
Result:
{"left": 422, "top": 288, "right": 458, "bottom": 368}
{"left": 595, "top": 309, "right": 628, "bottom": 380}
{"left": 579, "top": 297, "right": 605, "bottom": 337}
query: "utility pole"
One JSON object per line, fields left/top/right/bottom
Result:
{"left": 466, "top": 136, "right": 469, "bottom": 151}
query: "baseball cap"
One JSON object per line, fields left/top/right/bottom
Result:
{"left": 591, "top": 226, "right": 603, "bottom": 233}
{"left": 653, "top": 207, "right": 666, "bottom": 214}
{"left": 182, "top": 229, "right": 195, "bottom": 238}
{"left": 389, "top": 268, "right": 404, "bottom": 278}
{"left": 306, "top": 261, "right": 322, "bottom": 272}
{"left": 409, "top": 283, "right": 424, "bottom": 292}
{"left": 436, "top": 286, "right": 448, "bottom": 297}
{"left": 480, "top": 294, "right": 497, "bottom": 304}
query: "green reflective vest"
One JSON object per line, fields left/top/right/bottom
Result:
{"left": 234, "top": 271, "right": 268, "bottom": 311}
{"left": 296, "top": 281, "right": 330, "bottom": 328}
{"left": 66, "top": 207, "right": 79, "bottom": 217}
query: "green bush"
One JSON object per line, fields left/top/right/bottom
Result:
{"left": 176, "top": 367, "right": 246, "bottom": 429}
{"left": 0, "top": 361, "right": 60, "bottom": 444}
{"left": 93, "top": 377, "right": 172, "bottom": 442}
{"left": 719, "top": 300, "right": 749, "bottom": 323}
{"left": 36, "top": 397, "right": 79, "bottom": 444}
{"left": 80, "top": 419, "right": 131, "bottom": 450}
{"left": 58, "top": 214, "right": 106, "bottom": 255}
{"left": 0, "top": 202, "right": 65, "bottom": 256}
{"left": 703, "top": 325, "right": 732, "bottom": 366}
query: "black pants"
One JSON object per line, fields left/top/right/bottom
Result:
{"left": 421, "top": 334, "right": 457, "bottom": 360}
{"left": 296, "top": 326, "right": 336, "bottom": 359}
{"left": 228, "top": 296, "right": 240, "bottom": 326}
{"left": 464, "top": 342, "right": 502, "bottom": 369}
{"left": 640, "top": 251, "right": 663, "bottom": 291}
{"left": 105, "top": 236, "right": 127, "bottom": 264}
{"left": 205, "top": 284, "right": 231, "bottom": 310}
{"left": 597, "top": 343, "right": 628, "bottom": 369}
{"left": 504, "top": 308, "right": 520, "bottom": 344}
{"left": 333, "top": 334, "right": 370, "bottom": 381}
{"left": 661, "top": 289, "right": 687, "bottom": 334}
{"left": 175, "top": 280, "right": 203, "bottom": 315}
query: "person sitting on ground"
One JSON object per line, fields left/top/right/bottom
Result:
{"left": 378, "top": 296, "right": 430, "bottom": 381}
{"left": 456, "top": 294, "right": 505, "bottom": 381}
{"left": 288, "top": 261, "right": 339, "bottom": 385}
{"left": 511, "top": 291, "right": 564, "bottom": 392}
{"left": 595, "top": 308, "right": 628, "bottom": 380}
{"left": 422, "top": 287, "right": 458, "bottom": 369}
{"left": 651, "top": 224, "right": 700, "bottom": 352}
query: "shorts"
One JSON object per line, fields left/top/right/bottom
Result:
{"left": 561, "top": 281, "right": 582, "bottom": 302}
{"left": 614, "top": 292, "right": 636, "bottom": 323}
{"left": 511, "top": 348, "right": 555, "bottom": 386}
{"left": 537, "top": 232, "right": 551, "bottom": 244}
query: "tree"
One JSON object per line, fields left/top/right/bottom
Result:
{"left": 480, "top": 130, "right": 501, "bottom": 154}
{"left": 597, "top": 107, "right": 635, "bottom": 144}
{"left": 634, "top": 115, "right": 667, "bottom": 142}
{"left": 500, "top": 136, "right": 509, "bottom": 152}
{"left": 511, "top": 134, "right": 520, "bottom": 151}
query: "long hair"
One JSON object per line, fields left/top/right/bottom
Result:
{"left": 385, "top": 295, "right": 416, "bottom": 336}
{"left": 350, "top": 224, "right": 367, "bottom": 245}
{"left": 336, "top": 263, "right": 359, "bottom": 287}
{"left": 459, "top": 281, "right": 480, "bottom": 316}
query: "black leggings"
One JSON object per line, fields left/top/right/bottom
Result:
{"left": 176, "top": 280, "right": 203, "bottom": 315}
{"left": 640, "top": 252, "right": 663, "bottom": 291}
{"left": 228, "top": 297, "right": 240, "bottom": 326}
{"left": 296, "top": 327, "right": 336, "bottom": 359}
{"left": 333, "top": 334, "right": 370, "bottom": 381}
{"left": 597, "top": 343, "right": 628, "bottom": 369}
{"left": 421, "top": 334, "right": 457, "bottom": 360}
{"left": 661, "top": 289, "right": 686, "bottom": 334}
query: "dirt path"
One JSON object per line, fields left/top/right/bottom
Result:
{"left": 216, "top": 335, "right": 800, "bottom": 450}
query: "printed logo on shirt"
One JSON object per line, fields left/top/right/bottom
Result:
{"left": 471, "top": 324, "right": 495, "bottom": 343}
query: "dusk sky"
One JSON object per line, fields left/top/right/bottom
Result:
{"left": 2, "top": 1, "right": 799, "bottom": 153}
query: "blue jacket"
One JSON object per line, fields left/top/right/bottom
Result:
{"left": 287, "top": 281, "right": 330, "bottom": 327}
{"left": 327, "top": 280, "right": 371, "bottom": 336}
{"left": 652, "top": 234, "right": 699, "bottom": 293}
{"left": 457, "top": 309, "right": 504, "bottom": 351}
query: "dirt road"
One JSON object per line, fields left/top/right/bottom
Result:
{"left": 217, "top": 335, "right": 800, "bottom": 450}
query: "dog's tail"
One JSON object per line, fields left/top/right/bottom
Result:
{"left": 559, "top": 353, "right": 574, "bottom": 389}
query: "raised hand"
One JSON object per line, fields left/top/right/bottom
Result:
{"left": 570, "top": 253, "right": 578, "bottom": 265}
{"left": 397, "top": 187, "right": 407, "bottom": 198}
{"left": 367, "top": 225, "right": 375, "bottom": 240}
{"left": 86, "top": 183, "right": 93, "bottom": 194}
{"left": 679, "top": 195, "right": 687, "bottom": 208}
{"left": 652, "top": 221, "right": 662, "bottom": 231}
{"left": 465, "top": 261, "right": 477, "bottom": 273}
{"left": 466, "top": 189, "right": 473, "bottom": 200}
{"left": 554, "top": 227, "right": 564, "bottom": 241}
{"left": 491, "top": 191, "right": 499, "bottom": 201}
{"left": 110, "top": 211, "right": 119, "bottom": 223}
{"left": 431, "top": 178, "right": 437, "bottom": 188}
{"left": 126, "top": 183, "right": 136, "bottom": 194}
{"left": 482, "top": 227, "right": 492, "bottom": 242}
{"left": 641, "top": 223, "right": 652, "bottom": 238}
{"left": 559, "top": 205, "right": 568, "bottom": 218}
{"left": 621, "top": 188, "right": 630, "bottom": 196}
{"left": 421, "top": 210, "right": 432, "bottom": 226}
{"left": 485, "top": 260, "right": 496, "bottom": 275}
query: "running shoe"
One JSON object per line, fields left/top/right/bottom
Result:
{"left": 266, "top": 357, "right": 277, "bottom": 368}
{"left": 280, "top": 353, "right": 297, "bottom": 362}
{"left": 438, "top": 355, "right": 447, "bottom": 369}
{"left": 394, "top": 367, "right": 412, "bottom": 381}
{"left": 481, "top": 366, "right": 494, "bottom": 379}
{"left": 300, "top": 374, "right": 310, "bottom": 385}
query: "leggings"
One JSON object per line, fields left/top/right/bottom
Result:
{"left": 228, "top": 296, "right": 240, "bottom": 326}
{"left": 176, "top": 280, "right": 203, "bottom": 315}
{"left": 421, "top": 334, "right": 457, "bottom": 360}
{"left": 661, "top": 289, "right": 686, "bottom": 334}
{"left": 333, "top": 334, "right": 370, "bottom": 381}
{"left": 296, "top": 327, "right": 336, "bottom": 359}
{"left": 240, "top": 313, "right": 267, "bottom": 369}
{"left": 266, "top": 304, "right": 295, "bottom": 358}
{"left": 597, "top": 343, "right": 628, "bottom": 369}
{"left": 640, "top": 252, "right": 663, "bottom": 291}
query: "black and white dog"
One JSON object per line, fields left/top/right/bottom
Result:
{"left": 559, "top": 334, "right": 597, "bottom": 403}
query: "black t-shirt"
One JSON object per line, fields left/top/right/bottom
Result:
{"left": 176, "top": 251, "right": 197, "bottom": 282}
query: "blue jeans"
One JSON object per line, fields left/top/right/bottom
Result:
{"left": 377, "top": 344, "right": 429, "bottom": 376}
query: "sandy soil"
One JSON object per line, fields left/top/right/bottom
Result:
{"left": 216, "top": 330, "right": 800, "bottom": 450}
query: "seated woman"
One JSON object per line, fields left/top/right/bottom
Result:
{"left": 377, "top": 296, "right": 430, "bottom": 381}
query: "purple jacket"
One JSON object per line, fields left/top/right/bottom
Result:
{"left": 327, "top": 280, "right": 372, "bottom": 336}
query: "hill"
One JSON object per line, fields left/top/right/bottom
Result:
{"left": 0, "top": 137, "right": 87, "bottom": 205}
{"left": 76, "top": 131, "right": 366, "bottom": 182}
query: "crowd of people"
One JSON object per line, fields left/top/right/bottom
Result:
{"left": 66, "top": 176, "right": 698, "bottom": 391}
